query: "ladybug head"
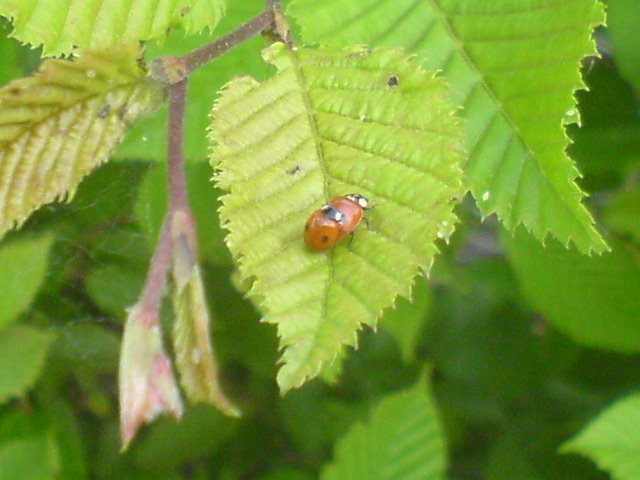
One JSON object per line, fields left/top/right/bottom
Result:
{"left": 345, "top": 193, "right": 369, "bottom": 209}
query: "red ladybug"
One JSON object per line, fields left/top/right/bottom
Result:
{"left": 304, "top": 194, "right": 371, "bottom": 251}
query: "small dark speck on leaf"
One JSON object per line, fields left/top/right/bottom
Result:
{"left": 9, "top": 88, "right": 20, "bottom": 96}
{"left": 97, "top": 104, "right": 111, "bottom": 118}
{"left": 118, "top": 104, "right": 128, "bottom": 120}
{"left": 288, "top": 165, "right": 302, "bottom": 175}
{"left": 387, "top": 75, "right": 399, "bottom": 87}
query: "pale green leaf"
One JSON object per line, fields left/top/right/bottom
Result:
{"left": 0, "top": 234, "right": 53, "bottom": 331}
{"left": 562, "top": 392, "right": 640, "bottom": 480}
{"left": 1, "top": 0, "right": 200, "bottom": 56}
{"left": 321, "top": 377, "right": 446, "bottom": 480}
{"left": 0, "top": 324, "right": 56, "bottom": 404}
{"left": 289, "top": 0, "right": 607, "bottom": 253}
{"left": 171, "top": 212, "right": 239, "bottom": 415}
{"left": 0, "top": 45, "right": 165, "bottom": 239}
{"left": 209, "top": 43, "right": 464, "bottom": 391}
{"left": 502, "top": 227, "right": 640, "bottom": 352}
{"left": 0, "top": 433, "right": 60, "bottom": 480}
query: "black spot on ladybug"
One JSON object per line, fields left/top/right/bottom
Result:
{"left": 387, "top": 75, "right": 399, "bottom": 87}
{"left": 97, "top": 104, "right": 111, "bottom": 118}
{"left": 321, "top": 235, "right": 329, "bottom": 243}
{"left": 288, "top": 165, "right": 302, "bottom": 175}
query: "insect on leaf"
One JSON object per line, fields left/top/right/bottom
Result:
{"left": 209, "top": 43, "right": 464, "bottom": 392}
{"left": 289, "top": 0, "right": 608, "bottom": 254}
{"left": 0, "top": 45, "right": 165, "bottom": 239}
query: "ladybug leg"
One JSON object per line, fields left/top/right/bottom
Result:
{"left": 346, "top": 232, "right": 356, "bottom": 252}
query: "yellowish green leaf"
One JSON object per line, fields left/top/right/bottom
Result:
{"left": 0, "top": 45, "right": 165, "bottom": 239}
{"left": 0, "top": 0, "right": 210, "bottom": 56}
{"left": 209, "top": 43, "right": 464, "bottom": 392}
{"left": 170, "top": 211, "right": 240, "bottom": 415}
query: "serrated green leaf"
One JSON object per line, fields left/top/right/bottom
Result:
{"left": 0, "top": 45, "right": 165, "bottom": 239}
{"left": 1, "top": 0, "right": 200, "bottom": 56}
{"left": 209, "top": 43, "right": 464, "bottom": 391}
{"left": 0, "top": 234, "right": 53, "bottom": 331}
{"left": 181, "top": 0, "right": 225, "bottom": 34}
{"left": 562, "top": 392, "right": 640, "bottom": 480}
{"left": 289, "top": 0, "right": 607, "bottom": 253}
{"left": 502, "top": 227, "right": 640, "bottom": 352}
{"left": 321, "top": 377, "right": 446, "bottom": 480}
{"left": 0, "top": 324, "right": 56, "bottom": 404}
{"left": 0, "top": 432, "right": 60, "bottom": 480}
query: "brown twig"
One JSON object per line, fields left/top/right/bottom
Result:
{"left": 180, "top": 10, "right": 275, "bottom": 75}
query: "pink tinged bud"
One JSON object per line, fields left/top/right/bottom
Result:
{"left": 119, "top": 305, "right": 183, "bottom": 450}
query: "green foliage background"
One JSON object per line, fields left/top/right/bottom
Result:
{"left": 0, "top": 0, "right": 639, "bottom": 479}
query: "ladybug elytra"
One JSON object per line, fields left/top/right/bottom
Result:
{"left": 304, "top": 194, "right": 371, "bottom": 251}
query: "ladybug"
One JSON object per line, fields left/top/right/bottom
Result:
{"left": 304, "top": 194, "right": 371, "bottom": 251}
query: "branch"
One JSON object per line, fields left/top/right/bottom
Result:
{"left": 167, "top": 79, "right": 189, "bottom": 211}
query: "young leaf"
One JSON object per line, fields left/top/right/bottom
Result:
{"left": 321, "top": 377, "right": 446, "bottom": 480}
{"left": 0, "top": 0, "right": 222, "bottom": 56}
{"left": 0, "top": 45, "right": 165, "bottom": 239}
{"left": 209, "top": 43, "right": 464, "bottom": 391}
{"left": 119, "top": 304, "right": 183, "bottom": 450}
{"left": 170, "top": 212, "right": 239, "bottom": 416}
{"left": 562, "top": 392, "right": 640, "bottom": 480}
{"left": 288, "top": 0, "right": 608, "bottom": 253}
{"left": 0, "top": 324, "right": 56, "bottom": 404}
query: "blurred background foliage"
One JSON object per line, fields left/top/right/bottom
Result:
{"left": 0, "top": 0, "right": 639, "bottom": 479}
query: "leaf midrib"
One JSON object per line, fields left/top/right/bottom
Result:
{"left": 426, "top": 0, "right": 600, "bottom": 244}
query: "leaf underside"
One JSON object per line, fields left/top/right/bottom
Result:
{"left": 562, "top": 393, "right": 640, "bottom": 480}
{"left": 209, "top": 43, "right": 464, "bottom": 392}
{"left": 0, "top": 0, "right": 224, "bottom": 56}
{"left": 289, "top": 0, "right": 607, "bottom": 253}
{"left": 0, "top": 45, "right": 165, "bottom": 239}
